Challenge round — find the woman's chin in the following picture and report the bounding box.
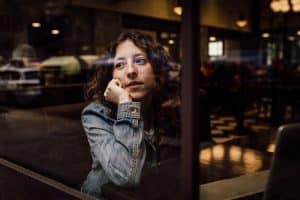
[129,93,145,101]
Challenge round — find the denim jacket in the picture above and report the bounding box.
[80,101,149,199]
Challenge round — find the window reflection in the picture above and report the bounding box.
[0,0,183,197]
[212,144,225,160]
[267,143,276,153]
[242,150,263,173]
[229,146,242,162]
[200,145,264,173]
[0,0,293,198]
[199,148,212,163]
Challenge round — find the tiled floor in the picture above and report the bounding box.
[200,109,278,199]
[210,108,274,145]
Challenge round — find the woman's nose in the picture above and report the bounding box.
[126,62,138,79]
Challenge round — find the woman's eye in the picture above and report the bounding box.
[134,57,147,65]
[114,62,126,69]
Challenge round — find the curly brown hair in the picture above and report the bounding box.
[85,31,181,145]
[85,31,170,104]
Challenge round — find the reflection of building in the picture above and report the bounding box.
[0,2,217,62]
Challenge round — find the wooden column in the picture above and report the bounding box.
[180,0,200,199]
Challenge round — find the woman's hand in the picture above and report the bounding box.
[104,79,132,104]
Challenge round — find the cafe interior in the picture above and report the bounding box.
[1,0,300,199]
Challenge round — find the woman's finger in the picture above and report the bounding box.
[114,78,122,87]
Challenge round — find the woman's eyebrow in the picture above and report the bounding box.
[115,53,146,60]
[114,57,125,61]
[133,53,146,57]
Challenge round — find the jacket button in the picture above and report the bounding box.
[128,107,137,113]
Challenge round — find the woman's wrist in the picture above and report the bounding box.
[119,93,132,104]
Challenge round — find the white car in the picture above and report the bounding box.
[40,55,99,85]
[0,66,41,105]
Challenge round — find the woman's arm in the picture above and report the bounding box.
[82,102,146,186]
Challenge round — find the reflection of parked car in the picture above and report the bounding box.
[0,67,41,105]
[40,55,99,85]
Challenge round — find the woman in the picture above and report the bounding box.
[81,31,180,199]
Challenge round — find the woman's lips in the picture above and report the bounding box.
[126,82,143,88]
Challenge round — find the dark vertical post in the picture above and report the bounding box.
[180,0,200,200]
[251,0,260,34]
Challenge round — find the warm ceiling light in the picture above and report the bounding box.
[291,0,300,3]
[292,0,300,11]
[236,20,248,28]
[209,36,217,42]
[270,0,290,13]
[292,4,300,11]
[281,5,291,12]
[267,144,276,153]
[270,1,281,12]
[262,33,270,38]
[168,39,175,45]
[291,0,300,4]
[236,13,248,28]
[174,6,182,15]
[288,36,295,41]
[270,0,290,12]
[161,32,168,39]
[51,29,60,35]
[170,33,177,38]
[32,22,41,28]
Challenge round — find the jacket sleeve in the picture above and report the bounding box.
[81,102,146,186]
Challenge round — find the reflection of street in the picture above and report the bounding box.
[0,102,91,190]
[0,84,85,106]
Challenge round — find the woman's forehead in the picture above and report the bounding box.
[115,39,146,58]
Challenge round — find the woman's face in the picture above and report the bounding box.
[112,39,156,101]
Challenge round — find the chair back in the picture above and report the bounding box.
[264,123,300,200]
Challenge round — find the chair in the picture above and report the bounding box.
[263,123,300,200]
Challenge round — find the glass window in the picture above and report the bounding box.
[1,0,294,199]
[0,1,182,199]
